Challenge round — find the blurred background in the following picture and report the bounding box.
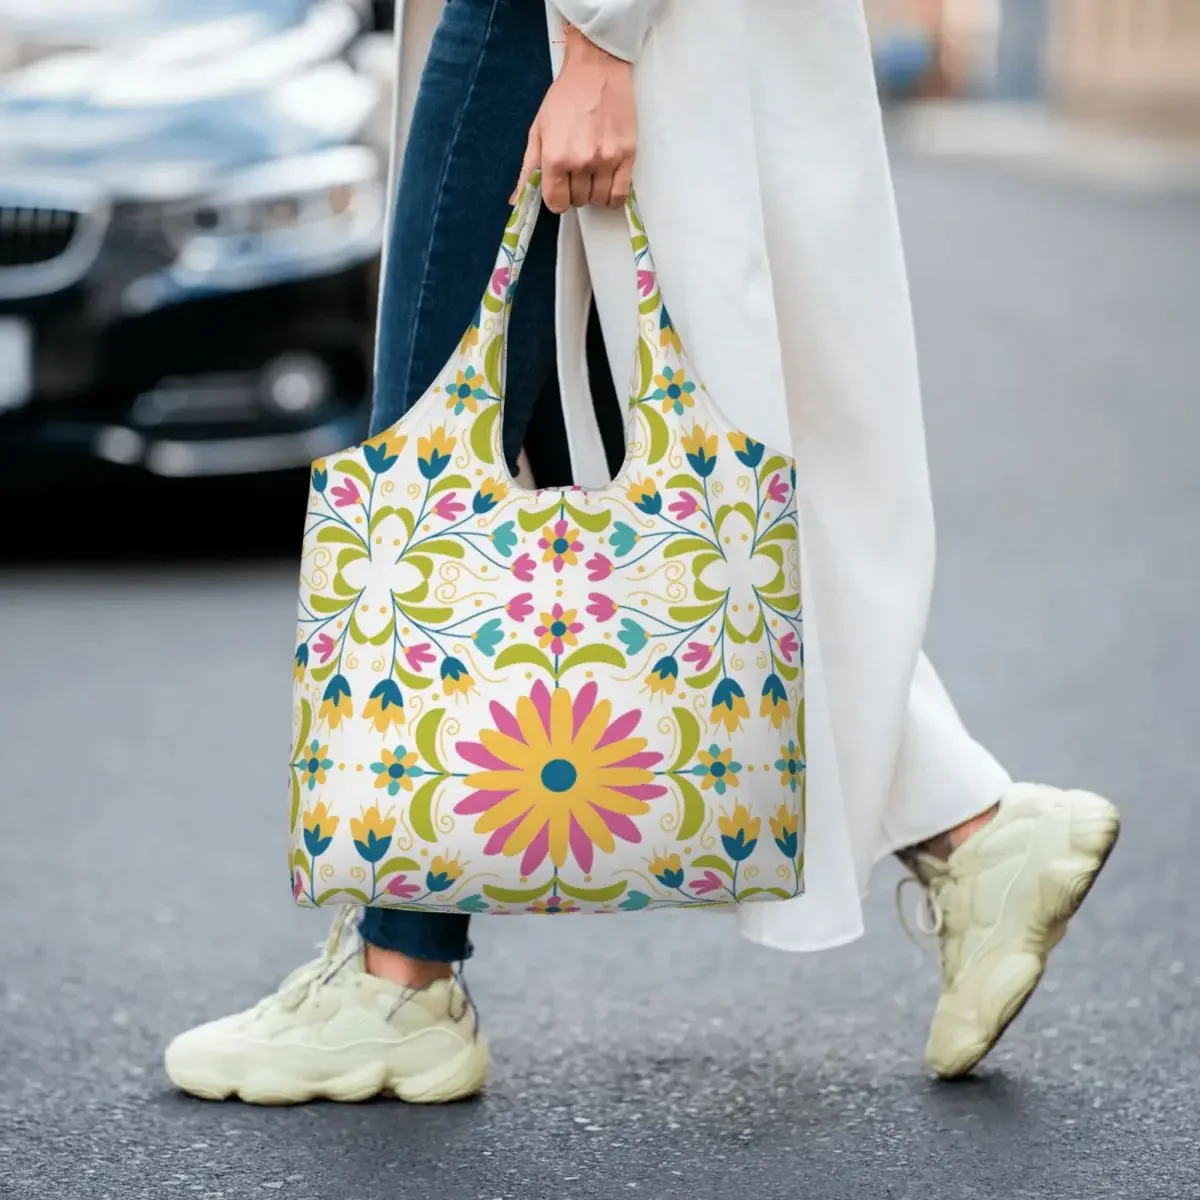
[2,3,1197,1198]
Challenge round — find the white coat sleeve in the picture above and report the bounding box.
[550,0,668,62]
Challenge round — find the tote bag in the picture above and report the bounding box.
[289,177,806,916]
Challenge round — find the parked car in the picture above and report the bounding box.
[0,0,394,481]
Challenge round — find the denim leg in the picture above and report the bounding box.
[361,0,555,961]
[371,0,557,469]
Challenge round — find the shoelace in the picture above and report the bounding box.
[263,904,481,1037]
[895,874,944,947]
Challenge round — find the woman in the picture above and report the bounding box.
[164,0,1119,1103]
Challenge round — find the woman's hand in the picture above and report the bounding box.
[512,25,636,214]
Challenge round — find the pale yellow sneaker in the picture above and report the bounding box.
[164,910,489,1105]
[905,784,1120,1080]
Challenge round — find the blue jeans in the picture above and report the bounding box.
[361,0,622,961]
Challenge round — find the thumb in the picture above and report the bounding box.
[510,125,541,204]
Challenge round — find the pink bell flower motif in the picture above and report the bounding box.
[511,552,536,582]
[682,641,713,670]
[433,492,465,521]
[637,269,656,297]
[506,593,534,622]
[778,631,799,662]
[386,875,422,900]
[668,491,700,520]
[313,632,336,663]
[690,870,726,896]
[491,265,512,295]
[586,593,617,622]
[586,553,613,581]
[403,643,436,672]
[331,478,359,507]
[766,473,790,504]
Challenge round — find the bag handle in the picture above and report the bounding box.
[489,171,658,433]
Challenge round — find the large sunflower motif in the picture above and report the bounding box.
[454,681,666,874]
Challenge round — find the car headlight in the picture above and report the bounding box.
[160,145,385,279]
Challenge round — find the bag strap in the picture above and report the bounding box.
[490,171,658,406]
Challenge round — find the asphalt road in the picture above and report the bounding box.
[4,151,1199,1200]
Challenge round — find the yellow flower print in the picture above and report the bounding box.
[440,656,476,698]
[648,851,685,889]
[625,477,662,516]
[769,803,800,859]
[363,679,405,734]
[718,804,761,863]
[427,853,465,892]
[302,801,339,858]
[318,674,352,729]
[417,425,457,480]
[350,805,397,864]
[681,424,717,462]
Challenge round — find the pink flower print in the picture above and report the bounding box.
[331,478,359,508]
[586,592,617,622]
[668,490,700,520]
[386,875,421,900]
[766,473,790,505]
[313,632,336,663]
[778,631,799,663]
[433,491,465,521]
[293,870,304,900]
[637,269,656,297]
[512,552,536,582]
[491,265,512,296]
[690,870,726,896]
[586,552,613,581]
[454,679,666,875]
[682,641,713,671]
[506,592,534,623]
[537,518,583,573]
[403,642,436,672]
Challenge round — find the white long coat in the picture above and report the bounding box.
[384,0,1012,951]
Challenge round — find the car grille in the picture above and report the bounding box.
[0,205,80,269]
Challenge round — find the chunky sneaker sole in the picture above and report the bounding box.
[926,785,1120,1080]
[165,1029,490,1105]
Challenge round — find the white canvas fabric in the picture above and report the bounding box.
[290,181,807,917]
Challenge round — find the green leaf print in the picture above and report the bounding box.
[334,458,372,492]
[314,888,344,906]
[517,501,562,533]
[484,334,505,398]
[669,706,700,772]
[635,337,654,402]
[557,879,628,903]
[674,775,706,841]
[758,454,790,484]
[557,644,626,674]
[296,698,313,753]
[413,538,465,560]
[317,524,366,548]
[726,613,764,645]
[310,659,336,683]
[408,778,441,843]
[393,660,433,690]
[494,643,556,674]
[430,473,471,496]
[668,602,722,626]
[415,708,446,772]
[737,887,792,901]
[291,848,310,876]
[641,403,669,464]
[469,403,500,464]
[308,592,352,616]
[369,505,396,533]
[758,521,798,546]
[714,501,756,533]
[666,473,702,493]
[684,659,721,689]
[289,773,301,835]
[482,880,555,904]
[690,854,733,878]
[376,856,420,877]
[664,537,714,560]
[561,501,612,534]
[339,888,372,906]
[401,604,454,625]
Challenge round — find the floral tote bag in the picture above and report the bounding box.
[289,176,806,916]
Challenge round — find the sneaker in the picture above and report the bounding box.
[163,909,489,1104]
[903,784,1120,1080]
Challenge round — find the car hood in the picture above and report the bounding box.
[0,1,380,193]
